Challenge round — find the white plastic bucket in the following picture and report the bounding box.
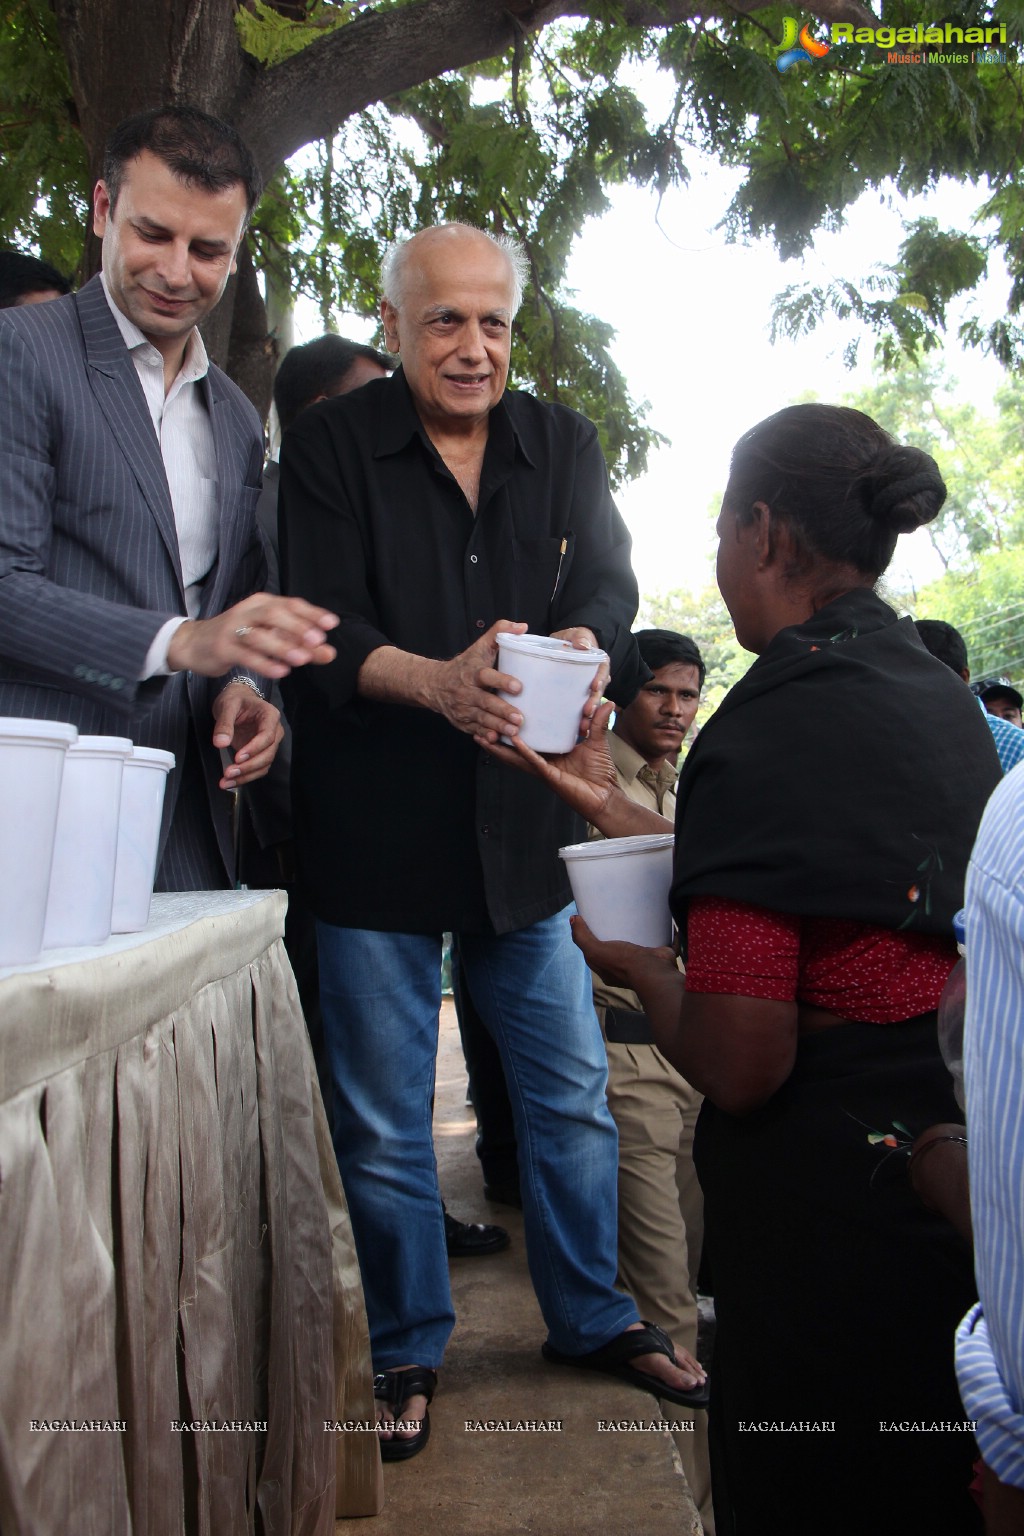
[0,718,78,966]
[44,735,133,949]
[111,746,175,933]
[497,632,608,753]
[559,832,676,947]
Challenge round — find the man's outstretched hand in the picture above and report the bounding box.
[168,594,339,680]
[477,699,619,819]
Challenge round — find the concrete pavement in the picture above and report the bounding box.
[347,999,703,1535]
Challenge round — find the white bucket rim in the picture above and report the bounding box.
[559,833,675,861]
[498,632,609,666]
[70,735,134,757]
[125,747,175,771]
[0,718,78,746]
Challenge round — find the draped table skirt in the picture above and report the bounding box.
[0,890,383,1534]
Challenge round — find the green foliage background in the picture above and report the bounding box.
[3,0,1023,672]
[915,549,1024,679]
[3,1,1023,481]
[0,0,88,277]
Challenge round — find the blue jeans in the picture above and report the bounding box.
[317,907,638,1369]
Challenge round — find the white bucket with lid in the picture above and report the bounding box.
[559,832,676,947]
[0,718,78,966]
[111,746,175,933]
[497,632,608,753]
[44,735,133,949]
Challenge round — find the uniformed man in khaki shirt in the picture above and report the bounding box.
[589,627,714,1532]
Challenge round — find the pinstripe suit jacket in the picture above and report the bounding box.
[0,274,266,885]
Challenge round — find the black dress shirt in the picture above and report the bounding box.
[279,368,645,934]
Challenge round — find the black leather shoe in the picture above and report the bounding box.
[483,1179,523,1210]
[444,1209,510,1257]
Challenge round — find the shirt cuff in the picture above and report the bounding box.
[142,617,189,679]
[956,1303,1024,1488]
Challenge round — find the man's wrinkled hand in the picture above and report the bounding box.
[212,683,284,788]
[429,619,529,742]
[168,594,339,680]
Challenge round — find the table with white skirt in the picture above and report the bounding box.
[0,889,382,1533]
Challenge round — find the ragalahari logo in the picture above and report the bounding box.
[775,17,831,70]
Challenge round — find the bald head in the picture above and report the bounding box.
[381,224,529,316]
[379,224,527,431]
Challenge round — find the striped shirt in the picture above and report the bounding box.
[956,760,1024,1487]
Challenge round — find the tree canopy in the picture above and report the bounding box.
[3,0,1022,480]
[842,358,1024,569]
[915,549,1024,680]
[635,353,1024,699]
[834,354,1024,683]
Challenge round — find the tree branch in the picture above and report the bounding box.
[237,0,879,177]
[237,0,565,172]
[618,0,876,23]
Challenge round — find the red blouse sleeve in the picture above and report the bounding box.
[685,895,801,1001]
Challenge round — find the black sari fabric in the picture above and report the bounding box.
[696,1020,980,1536]
[671,587,1000,940]
[668,590,997,1536]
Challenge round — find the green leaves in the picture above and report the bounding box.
[844,356,1024,570]
[772,215,1002,372]
[0,0,88,278]
[4,0,1023,465]
[250,26,685,482]
[848,354,1024,683]
[915,548,1024,680]
[234,0,351,69]
[243,3,1023,477]
[638,585,747,706]
[898,219,988,326]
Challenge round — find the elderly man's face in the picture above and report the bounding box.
[381,231,514,429]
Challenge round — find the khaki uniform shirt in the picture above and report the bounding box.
[589,732,679,1017]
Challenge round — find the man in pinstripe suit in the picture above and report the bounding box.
[0,107,337,889]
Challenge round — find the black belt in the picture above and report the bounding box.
[603,1005,655,1045]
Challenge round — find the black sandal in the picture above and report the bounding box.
[373,1366,438,1462]
[542,1321,709,1408]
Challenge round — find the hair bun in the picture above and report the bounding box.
[867,447,946,533]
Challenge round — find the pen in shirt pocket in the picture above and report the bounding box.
[551,534,569,602]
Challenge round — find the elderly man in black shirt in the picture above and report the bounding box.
[279,224,706,1458]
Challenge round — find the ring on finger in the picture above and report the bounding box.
[234,625,254,638]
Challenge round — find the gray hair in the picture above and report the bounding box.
[381,225,530,315]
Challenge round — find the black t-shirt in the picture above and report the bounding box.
[279,368,645,934]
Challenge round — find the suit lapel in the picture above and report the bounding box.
[77,276,185,601]
[200,369,227,619]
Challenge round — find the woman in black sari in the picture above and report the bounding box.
[488,405,1000,1535]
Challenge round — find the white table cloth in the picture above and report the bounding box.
[0,890,382,1532]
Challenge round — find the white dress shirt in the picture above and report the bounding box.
[99,274,218,675]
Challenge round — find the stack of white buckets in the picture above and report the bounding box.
[0,720,174,968]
